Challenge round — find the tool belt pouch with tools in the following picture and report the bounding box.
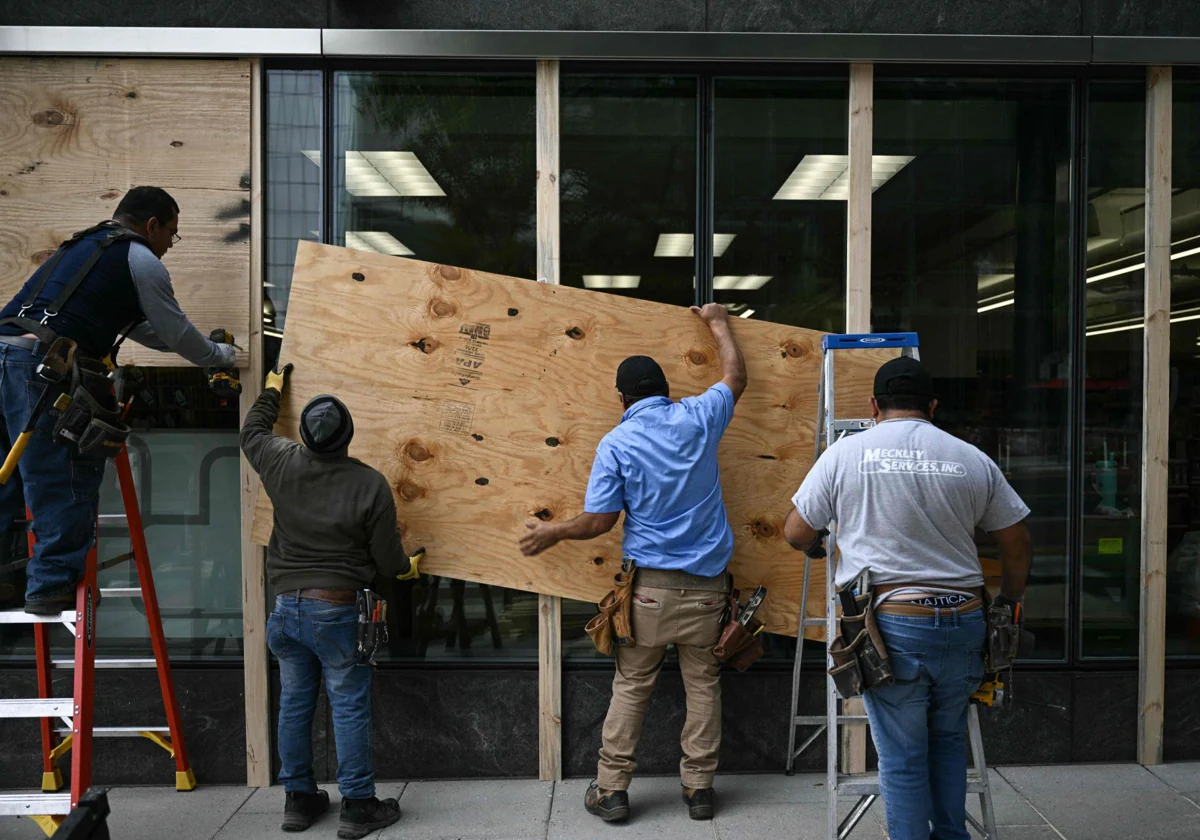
[50,355,130,459]
[981,589,1035,672]
[713,588,765,672]
[585,559,636,656]
[355,590,388,664]
[827,590,893,699]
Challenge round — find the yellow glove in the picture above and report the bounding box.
[265,363,293,394]
[397,548,424,582]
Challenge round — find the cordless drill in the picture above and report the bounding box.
[206,329,242,404]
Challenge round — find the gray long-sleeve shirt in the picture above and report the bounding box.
[240,389,410,595]
[125,242,235,367]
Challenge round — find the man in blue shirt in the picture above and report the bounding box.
[520,303,747,824]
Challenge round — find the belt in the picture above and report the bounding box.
[0,335,42,353]
[876,598,983,616]
[635,567,730,593]
[294,588,357,605]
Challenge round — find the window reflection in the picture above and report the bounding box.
[872,78,1073,661]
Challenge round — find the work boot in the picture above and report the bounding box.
[584,781,629,822]
[281,790,330,832]
[337,796,400,839]
[682,786,714,820]
[24,588,76,616]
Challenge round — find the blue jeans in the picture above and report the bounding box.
[268,594,375,800]
[0,344,106,601]
[862,608,986,840]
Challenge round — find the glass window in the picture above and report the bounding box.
[0,370,242,662]
[1169,79,1200,657]
[560,74,697,306]
[872,78,1073,661]
[714,77,847,330]
[265,69,323,369]
[332,69,540,662]
[1081,81,1145,659]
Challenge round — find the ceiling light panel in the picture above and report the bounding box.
[653,234,737,258]
[343,151,446,198]
[774,154,914,201]
[713,275,773,291]
[345,231,414,257]
[583,275,641,290]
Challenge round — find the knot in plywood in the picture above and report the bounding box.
[405,442,432,462]
[781,339,807,360]
[409,336,439,354]
[565,326,584,340]
[396,479,426,501]
[430,298,459,319]
[686,348,710,367]
[438,265,462,282]
[751,520,778,539]
[32,109,72,127]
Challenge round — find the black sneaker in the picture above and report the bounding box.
[584,781,629,822]
[24,588,76,616]
[682,786,714,820]
[337,796,400,839]
[281,790,330,832]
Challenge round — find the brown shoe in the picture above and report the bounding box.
[682,786,714,820]
[584,781,629,822]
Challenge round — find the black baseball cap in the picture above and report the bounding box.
[616,355,668,398]
[300,394,355,454]
[874,357,934,398]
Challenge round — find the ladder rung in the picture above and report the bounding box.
[793,714,869,725]
[99,587,142,598]
[0,698,74,718]
[0,793,72,816]
[0,609,73,625]
[54,725,168,737]
[53,658,157,669]
[836,773,989,797]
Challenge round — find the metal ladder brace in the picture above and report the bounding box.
[784,332,998,840]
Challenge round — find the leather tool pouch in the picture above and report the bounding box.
[356,589,388,664]
[827,590,893,698]
[981,588,1033,672]
[51,356,130,459]
[585,559,636,656]
[713,589,765,672]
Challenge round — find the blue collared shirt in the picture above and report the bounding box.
[584,383,736,577]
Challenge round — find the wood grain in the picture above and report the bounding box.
[535,59,562,784]
[240,59,270,789]
[1138,64,1171,768]
[251,243,893,637]
[0,58,251,366]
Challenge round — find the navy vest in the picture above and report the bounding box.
[0,227,146,359]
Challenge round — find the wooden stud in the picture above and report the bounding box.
[536,58,563,783]
[845,63,873,336]
[241,58,271,788]
[1139,65,1171,768]
[841,63,874,775]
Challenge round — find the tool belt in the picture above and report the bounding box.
[713,584,766,672]
[356,589,388,664]
[585,558,636,656]
[48,354,129,459]
[827,588,894,699]
[982,589,1035,673]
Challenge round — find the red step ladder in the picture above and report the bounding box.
[0,445,195,836]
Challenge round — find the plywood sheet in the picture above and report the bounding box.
[0,58,251,366]
[251,242,894,637]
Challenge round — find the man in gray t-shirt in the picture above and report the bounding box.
[783,356,1032,840]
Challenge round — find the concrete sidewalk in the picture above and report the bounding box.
[3,764,1199,839]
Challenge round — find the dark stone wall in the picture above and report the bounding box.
[3,1,1200,37]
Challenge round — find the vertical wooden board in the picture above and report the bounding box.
[251,243,895,638]
[0,57,251,366]
[846,64,873,335]
[240,59,270,789]
[1139,65,1171,768]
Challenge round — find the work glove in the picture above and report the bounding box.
[265,363,293,394]
[806,528,830,559]
[396,547,424,582]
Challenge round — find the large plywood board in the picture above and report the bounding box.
[251,242,893,637]
[0,58,251,366]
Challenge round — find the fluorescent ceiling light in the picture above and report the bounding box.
[331,151,444,197]
[977,297,1016,314]
[345,231,414,256]
[1086,244,1200,283]
[654,233,736,258]
[739,309,756,319]
[713,275,773,291]
[774,154,914,201]
[977,273,1015,293]
[1086,306,1200,337]
[583,275,641,290]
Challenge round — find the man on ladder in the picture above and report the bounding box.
[783,354,1033,840]
[0,186,235,614]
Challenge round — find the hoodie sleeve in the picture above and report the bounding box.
[366,474,410,579]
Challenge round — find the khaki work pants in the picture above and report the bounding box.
[596,583,726,791]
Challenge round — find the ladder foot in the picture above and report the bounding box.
[176,768,197,791]
[40,770,63,793]
[28,814,62,837]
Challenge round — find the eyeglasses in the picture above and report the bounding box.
[170,233,181,244]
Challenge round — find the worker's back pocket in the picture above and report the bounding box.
[312,616,361,670]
